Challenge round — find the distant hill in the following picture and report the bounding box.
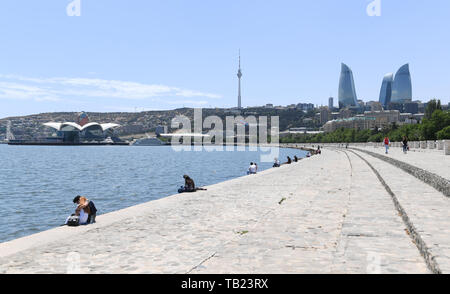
[0,108,320,140]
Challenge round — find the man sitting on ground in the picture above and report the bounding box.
[178,175,207,193]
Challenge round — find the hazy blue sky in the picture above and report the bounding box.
[0,0,449,118]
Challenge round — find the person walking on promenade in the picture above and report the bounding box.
[384,136,390,154]
[402,136,409,154]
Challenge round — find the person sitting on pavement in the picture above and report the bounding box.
[247,162,257,174]
[273,158,280,167]
[178,175,207,193]
[317,146,322,154]
[286,156,292,164]
[73,195,97,224]
[294,156,299,162]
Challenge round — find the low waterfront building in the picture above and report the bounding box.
[323,117,376,132]
[43,112,120,143]
[323,110,401,132]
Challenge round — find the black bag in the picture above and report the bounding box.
[67,214,80,226]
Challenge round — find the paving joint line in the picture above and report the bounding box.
[347,149,441,274]
[350,147,450,197]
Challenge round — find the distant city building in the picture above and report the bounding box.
[403,102,419,114]
[328,97,334,109]
[338,63,358,108]
[319,107,331,125]
[368,101,383,112]
[391,64,412,103]
[265,104,274,109]
[387,102,404,112]
[296,103,315,112]
[43,113,120,143]
[339,108,353,119]
[324,110,400,132]
[379,73,394,108]
[357,100,365,110]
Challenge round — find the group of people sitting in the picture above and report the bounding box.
[67,175,207,226]
[66,147,324,226]
[273,154,304,167]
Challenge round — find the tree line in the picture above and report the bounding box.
[280,100,450,143]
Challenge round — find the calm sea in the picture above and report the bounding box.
[0,144,307,243]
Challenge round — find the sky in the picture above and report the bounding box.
[0,0,449,118]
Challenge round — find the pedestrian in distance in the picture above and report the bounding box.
[402,136,408,154]
[384,136,390,154]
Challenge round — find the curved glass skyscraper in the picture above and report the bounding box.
[338,63,358,108]
[391,64,412,103]
[379,73,394,108]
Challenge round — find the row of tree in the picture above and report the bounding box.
[281,100,450,143]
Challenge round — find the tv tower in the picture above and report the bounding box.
[237,50,242,109]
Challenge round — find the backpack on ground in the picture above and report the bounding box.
[67,214,80,226]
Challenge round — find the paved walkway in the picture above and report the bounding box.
[1,148,447,274]
[350,148,450,273]
[354,145,449,181]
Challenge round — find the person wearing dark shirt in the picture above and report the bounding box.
[179,175,207,193]
[402,136,409,154]
[286,156,292,164]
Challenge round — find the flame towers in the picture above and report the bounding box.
[338,63,358,108]
[379,73,394,108]
[378,64,412,108]
[391,64,412,103]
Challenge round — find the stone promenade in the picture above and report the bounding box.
[0,147,448,274]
